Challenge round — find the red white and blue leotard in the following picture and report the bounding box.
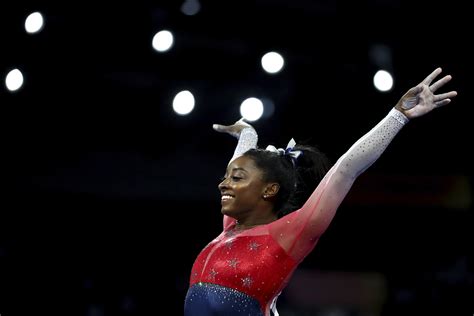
[184,109,409,315]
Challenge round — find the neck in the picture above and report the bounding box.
[235,214,277,230]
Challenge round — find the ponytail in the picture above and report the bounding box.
[244,143,330,218]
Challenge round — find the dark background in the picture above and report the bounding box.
[1,1,472,315]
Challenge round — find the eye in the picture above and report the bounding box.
[219,175,242,183]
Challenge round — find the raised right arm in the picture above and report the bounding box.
[213,118,258,165]
[213,118,258,230]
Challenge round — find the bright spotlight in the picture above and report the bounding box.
[373,70,393,92]
[261,52,284,74]
[240,97,264,122]
[152,30,174,52]
[5,68,24,92]
[173,90,195,115]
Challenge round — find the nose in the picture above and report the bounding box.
[218,177,229,191]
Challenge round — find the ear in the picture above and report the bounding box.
[263,183,280,199]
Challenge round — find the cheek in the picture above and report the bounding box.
[237,183,262,199]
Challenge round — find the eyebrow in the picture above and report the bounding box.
[225,167,248,174]
[231,167,246,172]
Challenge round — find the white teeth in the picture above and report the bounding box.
[221,195,233,200]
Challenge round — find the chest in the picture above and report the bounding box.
[190,232,296,295]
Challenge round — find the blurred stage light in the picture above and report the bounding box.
[261,51,284,74]
[373,69,393,92]
[173,90,195,115]
[240,97,264,122]
[152,30,174,52]
[181,0,201,16]
[5,68,24,92]
[25,11,44,34]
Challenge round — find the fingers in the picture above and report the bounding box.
[213,117,252,137]
[213,124,229,133]
[213,117,246,131]
[434,91,458,102]
[429,75,452,92]
[422,67,442,85]
[235,117,251,127]
[435,98,452,108]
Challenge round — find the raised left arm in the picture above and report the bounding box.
[269,67,457,261]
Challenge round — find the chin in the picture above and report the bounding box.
[221,208,234,217]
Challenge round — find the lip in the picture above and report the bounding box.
[220,195,234,205]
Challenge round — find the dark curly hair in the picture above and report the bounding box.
[243,144,330,218]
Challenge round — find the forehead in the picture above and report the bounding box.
[227,156,259,173]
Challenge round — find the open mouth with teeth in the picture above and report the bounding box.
[221,194,234,203]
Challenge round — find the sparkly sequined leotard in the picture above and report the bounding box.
[184,109,409,315]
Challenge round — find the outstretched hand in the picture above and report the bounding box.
[395,67,457,119]
[213,117,253,138]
